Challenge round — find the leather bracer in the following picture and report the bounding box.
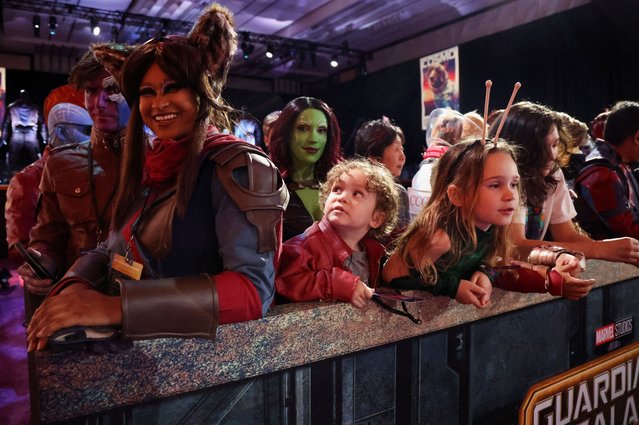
[50,248,112,295]
[528,245,586,271]
[120,274,219,340]
[208,143,289,253]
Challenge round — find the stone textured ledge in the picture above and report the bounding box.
[35,260,639,423]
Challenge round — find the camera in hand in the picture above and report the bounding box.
[15,242,55,281]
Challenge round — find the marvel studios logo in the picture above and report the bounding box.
[595,317,633,346]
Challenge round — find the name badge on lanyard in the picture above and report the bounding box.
[109,253,144,295]
[112,253,143,281]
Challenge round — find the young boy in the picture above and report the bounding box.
[276,158,400,308]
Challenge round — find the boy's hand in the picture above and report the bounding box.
[471,271,492,307]
[455,279,489,309]
[351,280,373,309]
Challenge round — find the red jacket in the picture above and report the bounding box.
[4,149,50,262]
[276,218,386,303]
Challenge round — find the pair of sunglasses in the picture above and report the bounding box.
[372,290,423,324]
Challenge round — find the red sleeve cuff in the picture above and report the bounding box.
[330,267,359,302]
[547,270,563,296]
[215,271,263,324]
[495,268,545,293]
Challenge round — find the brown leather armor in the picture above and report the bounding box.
[208,142,289,252]
[120,142,288,339]
[120,274,219,340]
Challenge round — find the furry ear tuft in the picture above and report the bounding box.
[91,43,134,87]
[188,3,238,83]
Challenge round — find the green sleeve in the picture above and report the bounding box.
[429,270,461,298]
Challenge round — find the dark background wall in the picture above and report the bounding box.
[3,2,638,175]
[312,2,639,174]
[3,70,68,111]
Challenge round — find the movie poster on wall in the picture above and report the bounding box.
[420,46,459,130]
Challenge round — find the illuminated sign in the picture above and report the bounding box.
[596,318,633,347]
[520,341,639,425]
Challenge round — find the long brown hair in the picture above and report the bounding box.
[110,8,237,229]
[393,139,519,283]
[489,101,561,208]
[269,96,343,181]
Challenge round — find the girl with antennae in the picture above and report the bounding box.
[383,139,594,306]
[383,82,595,307]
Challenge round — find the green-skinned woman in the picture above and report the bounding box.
[269,97,343,241]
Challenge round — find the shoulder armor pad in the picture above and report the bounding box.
[207,142,290,253]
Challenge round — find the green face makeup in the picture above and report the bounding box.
[289,108,328,170]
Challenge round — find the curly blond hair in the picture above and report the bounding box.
[319,158,399,240]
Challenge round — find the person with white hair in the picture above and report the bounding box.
[408,108,468,220]
[5,102,92,264]
[47,102,92,148]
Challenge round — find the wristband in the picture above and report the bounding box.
[545,269,564,296]
[528,245,586,271]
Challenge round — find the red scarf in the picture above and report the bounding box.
[125,130,252,265]
[143,136,191,185]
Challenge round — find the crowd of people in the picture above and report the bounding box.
[2,3,638,352]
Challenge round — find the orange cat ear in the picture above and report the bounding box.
[91,43,134,87]
[187,3,238,84]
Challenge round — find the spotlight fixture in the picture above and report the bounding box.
[330,55,339,68]
[159,20,169,37]
[91,17,100,36]
[48,16,57,36]
[240,33,253,60]
[265,44,274,59]
[111,26,119,42]
[33,15,40,37]
[341,41,349,55]
[242,42,254,60]
[277,43,289,60]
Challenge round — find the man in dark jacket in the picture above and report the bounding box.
[575,101,639,240]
